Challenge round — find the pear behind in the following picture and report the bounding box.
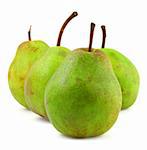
[8,40,49,108]
[101,48,140,109]
[24,46,70,117]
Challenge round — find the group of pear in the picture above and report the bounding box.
[8,12,140,138]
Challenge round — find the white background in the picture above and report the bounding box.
[0,0,147,149]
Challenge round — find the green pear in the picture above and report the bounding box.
[45,23,122,138]
[24,12,78,117]
[100,25,140,109]
[8,26,49,108]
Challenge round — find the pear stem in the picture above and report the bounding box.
[101,25,106,48]
[57,12,78,46]
[28,25,32,41]
[88,23,95,52]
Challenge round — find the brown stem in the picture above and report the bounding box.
[28,25,32,41]
[88,23,95,52]
[57,12,78,46]
[101,25,106,48]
